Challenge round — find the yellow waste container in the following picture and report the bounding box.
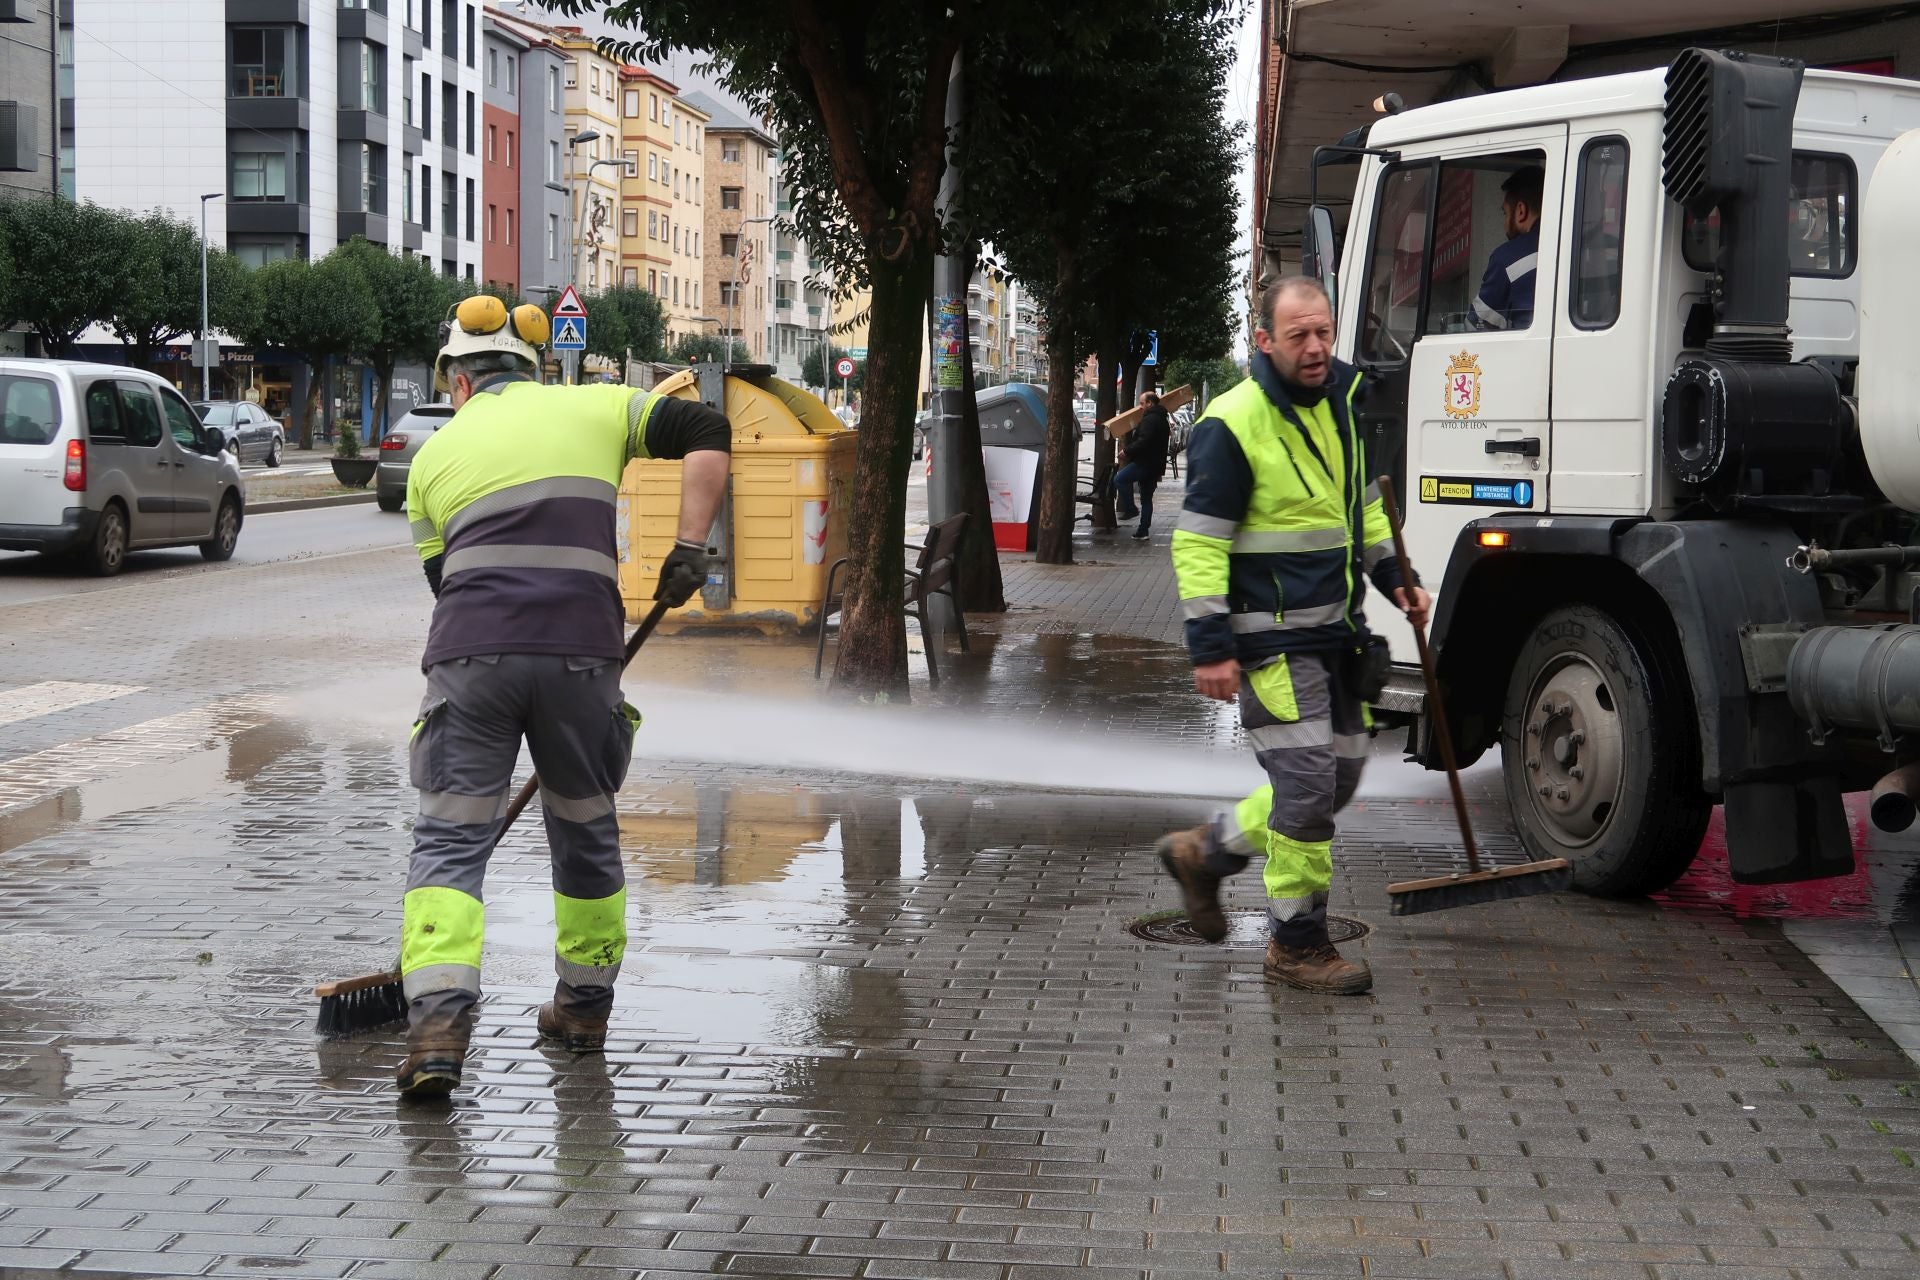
[617,367,856,634]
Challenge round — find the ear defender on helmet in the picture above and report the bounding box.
[512,304,552,347]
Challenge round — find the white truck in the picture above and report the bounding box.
[1300,48,1920,897]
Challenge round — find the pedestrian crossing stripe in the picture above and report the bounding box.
[553,317,587,350]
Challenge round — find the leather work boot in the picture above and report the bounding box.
[537,1001,609,1053]
[1156,825,1228,943]
[395,1046,464,1099]
[1264,939,1373,995]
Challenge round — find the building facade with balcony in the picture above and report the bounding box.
[767,149,830,386]
[1,0,58,202]
[667,92,707,341]
[58,0,480,274]
[683,91,773,363]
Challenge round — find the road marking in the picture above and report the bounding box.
[0,681,142,728]
[0,696,280,816]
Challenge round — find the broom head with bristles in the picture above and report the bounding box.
[1386,857,1573,917]
[314,969,407,1037]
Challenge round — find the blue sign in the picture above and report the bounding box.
[1418,474,1535,508]
[553,316,587,351]
[1143,330,1160,366]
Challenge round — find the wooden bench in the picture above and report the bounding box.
[816,513,972,686]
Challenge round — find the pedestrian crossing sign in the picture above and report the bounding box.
[553,316,587,351]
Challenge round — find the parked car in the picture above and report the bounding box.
[1073,398,1097,434]
[374,403,457,512]
[192,400,284,467]
[0,360,245,575]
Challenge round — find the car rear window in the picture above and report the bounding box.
[0,374,61,446]
[200,404,238,425]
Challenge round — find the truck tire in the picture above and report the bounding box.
[1499,604,1710,897]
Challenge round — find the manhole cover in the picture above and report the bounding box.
[1129,908,1370,947]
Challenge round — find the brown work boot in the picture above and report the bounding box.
[395,1046,464,1099]
[1156,825,1229,943]
[1264,939,1373,995]
[537,1001,608,1053]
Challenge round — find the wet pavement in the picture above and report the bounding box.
[3,524,1920,1277]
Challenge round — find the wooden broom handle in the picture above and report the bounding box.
[1376,476,1482,874]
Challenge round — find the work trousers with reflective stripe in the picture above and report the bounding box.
[1213,650,1369,944]
[401,652,637,1050]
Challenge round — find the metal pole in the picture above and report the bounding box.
[199,197,211,401]
[926,48,966,633]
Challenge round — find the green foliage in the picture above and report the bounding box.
[800,342,864,392]
[0,196,133,355]
[1163,355,1243,404]
[232,256,380,451]
[109,212,255,371]
[578,284,667,362]
[669,332,749,364]
[330,238,452,433]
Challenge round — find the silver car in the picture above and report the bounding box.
[193,400,285,467]
[375,403,456,512]
[0,360,245,575]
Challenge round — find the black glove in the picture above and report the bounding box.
[656,539,709,606]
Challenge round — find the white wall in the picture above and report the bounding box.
[307,9,339,253]
[73,1,228,241]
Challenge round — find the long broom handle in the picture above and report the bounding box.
[496,596,672,831]
[1376,476,1482,874]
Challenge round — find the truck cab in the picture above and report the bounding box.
[1310,57,1920,897]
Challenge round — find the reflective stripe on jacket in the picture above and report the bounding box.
[1172,352,1407,668]
[407,380,668,668]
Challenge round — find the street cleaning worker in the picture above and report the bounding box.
[396,295,731,1098]
[1156,276,1430,994]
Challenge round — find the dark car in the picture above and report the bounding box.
[375,403,457,512]
[192,400,284,467]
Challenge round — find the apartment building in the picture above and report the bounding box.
[1010,287,1042,382]
[59,0,482,274]
[1,0,57,201]
[683,91,773,363]
[667,92,706,340]
[769,150,829,385]
[614,66,671,300]
[548,25,620,290]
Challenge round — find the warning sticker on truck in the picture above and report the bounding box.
[1418,475,1535,508]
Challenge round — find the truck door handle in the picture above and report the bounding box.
[1485,437,1541,458]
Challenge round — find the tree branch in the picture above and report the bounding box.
[785,0,891,243]
[901,18,963,254]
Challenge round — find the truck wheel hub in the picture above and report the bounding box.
[1523,655,1625,846]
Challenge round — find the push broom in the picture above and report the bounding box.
[314,597,674,1037]
[1376,477,1573,916]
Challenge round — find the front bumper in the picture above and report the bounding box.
[0,506,98,555]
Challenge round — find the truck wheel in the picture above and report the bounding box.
[1499,604,1710,897]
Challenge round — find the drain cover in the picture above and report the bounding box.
[1129,907,1370,948]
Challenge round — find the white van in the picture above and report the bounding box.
[0,360,245,575]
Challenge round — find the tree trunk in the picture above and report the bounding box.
[1090,343,1121,531]
[1035,310,1079,564]
[1120,355,1143,410]
[830,249,933,699]
[299,361,320,451]
[948,248,1005,612]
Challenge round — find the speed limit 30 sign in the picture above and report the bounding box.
[835,357,856,379]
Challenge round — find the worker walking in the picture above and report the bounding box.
[396,297,732,1098]
[1157,277,1430,994]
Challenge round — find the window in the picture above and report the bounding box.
[674,172,681,199]
[674,117,681,145]
[623,208,638,237]
[232,151,288,201]
[648,210,658,238]
[464,4,475,68]
[1683,151,1857,278]
[662,216,669,242]
[403,55,416,125]
[442,173,455,236]
[674,226,680,253]
[547,139,560,183]
[488,46,498,86]
[693,282,699,307]
[547,213,559,260]
[673,276,680,304]
[648,153,657,181]
[421,165,432,230]
[486,204,495,242]
[506,129,515,169]
[721,186,740,210]
[719,282,739,305]
[421,71,432,138]
[549,64,561,111]
[1570,138,1629,330]
[84,382,123,442]
[113,382,164,448]
[1356,165,1432,364]
[357,142,385,214]
[465,263,475,282]
[622,148,637,177]
[161,390,200,449]
[486,124,496,162]
[230,27,294,98]
[694,177,700,204]
[465,91,476,155]
[443,83,456,148]
[590,66,600,96]
[565,59,578,88]
[721,234,738,257]
[623,267,638,286]
[650,92,658,121]
[624,89,639,118]
[693,232,698,256]
[1416,152,1548,336]
[443,1,456,58]
[506,55,515,94]
[465,177,476,240]
[506,208,514,245]
[403,162,414,221]
[722,141,740,164]
[648,269,657,293]
[0,375,59,447]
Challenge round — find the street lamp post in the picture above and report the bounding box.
[198,192,222,401]
[730,215,774,369]
[563,130,602,385]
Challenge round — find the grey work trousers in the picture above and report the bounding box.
[401,653,637,1049]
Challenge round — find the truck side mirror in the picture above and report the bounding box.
[1303,205,1340,314]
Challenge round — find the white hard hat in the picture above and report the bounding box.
[433,295,549,392]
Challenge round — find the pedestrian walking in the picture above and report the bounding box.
[395,295,733,1098]
[1113,389,1173,540]
[1156,276,1430,994]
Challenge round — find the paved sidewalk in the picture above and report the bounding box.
[2,518,1920,1278]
